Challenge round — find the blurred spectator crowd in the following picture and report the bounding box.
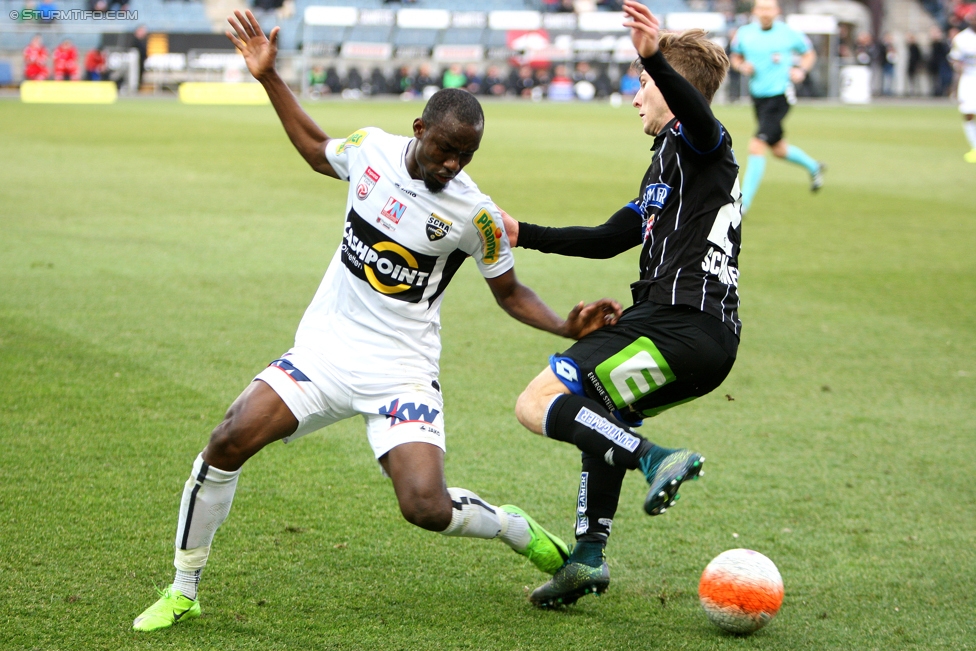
[307,60,639,100]
[830,0,975,97]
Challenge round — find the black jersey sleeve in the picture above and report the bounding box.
[640,51,723,155]
[516,204,643,259]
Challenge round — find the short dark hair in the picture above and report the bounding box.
[422,88,484,128]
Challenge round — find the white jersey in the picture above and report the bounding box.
[293,127,514,376]
[950,27,976,78]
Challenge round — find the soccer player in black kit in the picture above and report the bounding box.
[504,0,742,607]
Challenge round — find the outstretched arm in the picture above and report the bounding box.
[623,0,723,154]
[500,205,643,258]
[226,10,339,177]
[485,269,622,339]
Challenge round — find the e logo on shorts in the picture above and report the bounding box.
[594,337,675,409]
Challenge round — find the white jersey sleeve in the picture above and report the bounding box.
[457,202,515,279]
[325,127,378,181]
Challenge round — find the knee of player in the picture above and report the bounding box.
[514,389,545,435]
[398,491,452,531]
[205,418,250,464]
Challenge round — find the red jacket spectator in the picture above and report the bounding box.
[85,48,107,81]
[23,35,49,81]
[53,39,79,80]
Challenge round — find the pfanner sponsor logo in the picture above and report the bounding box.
[574,407,641,453]
[336,129,368,155]
[342,211,437,302]
[473,208,502,264]
[379,398,440,425]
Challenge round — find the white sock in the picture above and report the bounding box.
[173,569,200,600]
[964,120,976,149]
[438,488,533,552]
[498,511,531,553]
[171,454,241,592]
[440,487,504,539]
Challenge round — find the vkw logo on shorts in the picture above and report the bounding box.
[379,398,440,425]
[356,167,380,200]
[425,213,452,241]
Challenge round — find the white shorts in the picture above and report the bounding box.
[959,76,976,114]
[254,346,446,459]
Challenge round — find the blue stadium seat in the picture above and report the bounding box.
[0,32,37,50]
[345,24,393,43]
[0,62,12,86]
[276,16,303,50]
[485,30,509,48]
[303,25,348,46]
[393,28,439,48]
[440,28,485,46]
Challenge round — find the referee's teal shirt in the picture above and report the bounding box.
[730,20,811,98]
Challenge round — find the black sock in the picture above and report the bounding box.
[545,394,653,470]
[568,540,607,567]
[573,452,626,552]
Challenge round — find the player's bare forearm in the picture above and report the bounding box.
[260,71,337,177]
[488,272,567,335]
[730,53,752,76]
[226,10,337,178]
[800,49,816,71]
[486,271,621,339]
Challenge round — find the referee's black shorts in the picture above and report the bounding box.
[549,302,738,424]
[752,94,791,145]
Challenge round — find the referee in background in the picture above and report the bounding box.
[730,0,824,215]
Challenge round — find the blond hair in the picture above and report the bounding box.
[650,29,729,102]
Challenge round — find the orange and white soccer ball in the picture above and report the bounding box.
[698,549,784,634]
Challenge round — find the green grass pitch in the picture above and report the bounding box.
[1,97,974,650]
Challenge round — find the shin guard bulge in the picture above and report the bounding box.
[173,453,241,572]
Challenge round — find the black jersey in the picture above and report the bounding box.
[516,51,742,336]
[631,116,742,335]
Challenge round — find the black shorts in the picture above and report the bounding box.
[550,302,738,424]
[752,94,791,145]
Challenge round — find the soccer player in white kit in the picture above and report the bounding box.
[132,10,622,631]
[950,11,976,163]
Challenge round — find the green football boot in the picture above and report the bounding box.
[529,560,611,608]
[132,585,201,632]
[639,448,705,516]
[500,505,570,575]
